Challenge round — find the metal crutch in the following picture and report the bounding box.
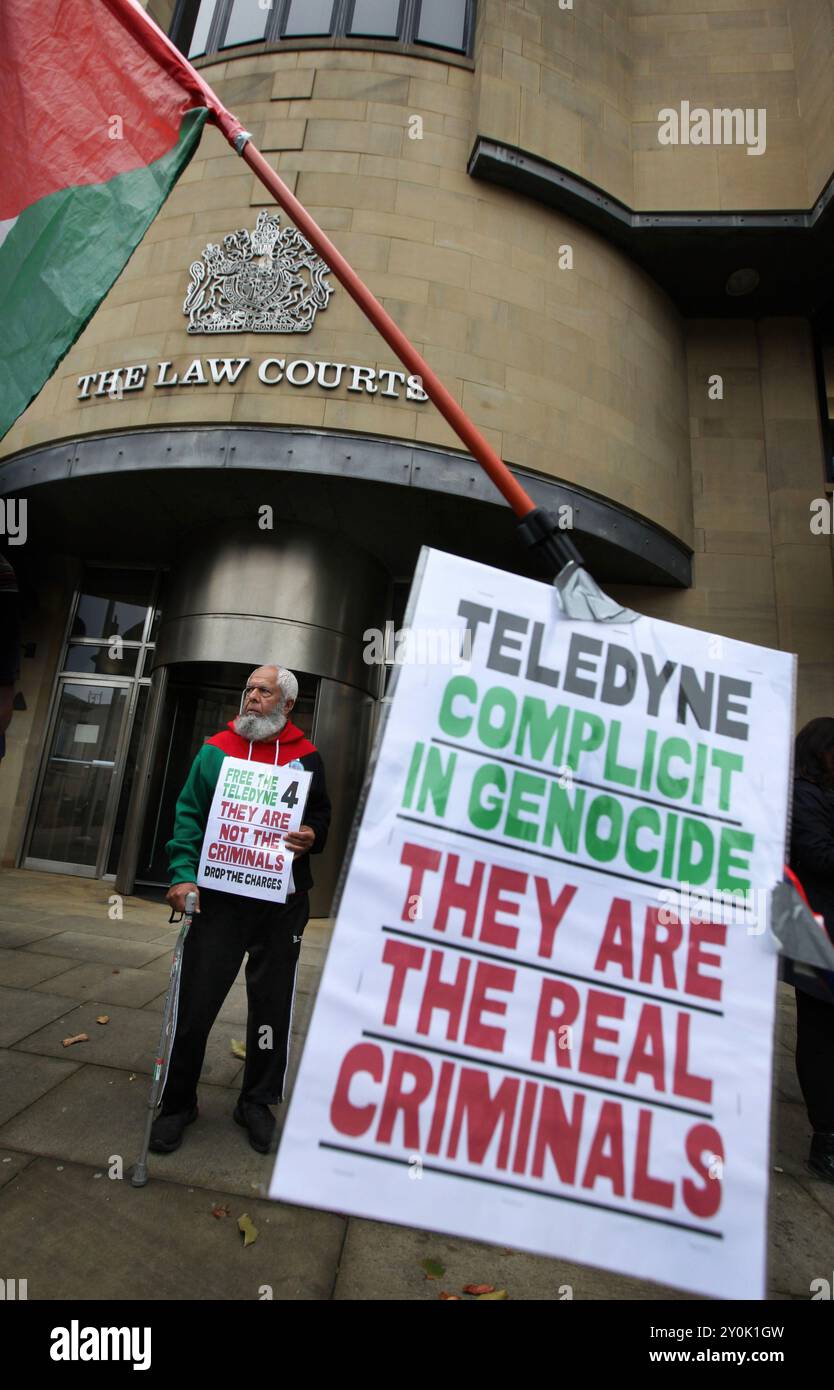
[130,890,198,1188]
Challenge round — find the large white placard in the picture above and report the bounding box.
[197,755,311,904]
[270,548,795,1299]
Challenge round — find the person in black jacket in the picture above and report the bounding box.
[788,717,834,1184]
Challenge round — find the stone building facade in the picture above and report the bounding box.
[1,0,832,911]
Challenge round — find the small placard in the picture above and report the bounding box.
[197,755,311,904]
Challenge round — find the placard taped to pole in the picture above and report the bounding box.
[270,547,794,1299]
[197,755,311,904]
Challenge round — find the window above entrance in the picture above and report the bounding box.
[167,0,475,60]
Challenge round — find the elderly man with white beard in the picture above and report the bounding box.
[150,664,331,1156]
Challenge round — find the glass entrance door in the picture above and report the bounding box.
[25,680,132,875]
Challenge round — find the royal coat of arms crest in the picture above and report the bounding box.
[183,210,333,333]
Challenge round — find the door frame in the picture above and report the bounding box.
[21,674,140,878]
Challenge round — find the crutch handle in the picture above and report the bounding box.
[184,890,198,919]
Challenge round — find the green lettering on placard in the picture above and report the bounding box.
[656,737,691,800]
[624,805,660,873]
[543,781,586,853]
[403,741,424,808]
[717,827,754,892]
[437,675,477,738]
[513,698,568,764]
[469,763,506,831]
[566,711,605,769]
[505,771,547,843]
[476,686,516,750]
[585,794,623,863]
[416,746,456,817]
[712,749,744,812]
[678,817,714,886]
[603,720,637,787]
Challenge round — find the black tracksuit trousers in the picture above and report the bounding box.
[161,887,309,1115]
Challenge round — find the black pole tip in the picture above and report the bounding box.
[517,506,584,578]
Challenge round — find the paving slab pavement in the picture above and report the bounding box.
[0,1157,345,1300]
[32,960,179,1008]
[24,932,172,969]
[0,1050,81,1127]
[0,921,72,949]
[0,948,80,989]
[0,985,86,1049]
[12,999,245,1087]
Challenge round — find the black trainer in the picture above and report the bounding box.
[808,1132,834,1185]
[149,1105,198,1153]
[234,1101,276,1154]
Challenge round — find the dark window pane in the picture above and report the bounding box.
[187,0,215,55]
[64,645,140,677]
[349,0,400,37]
[222,0,269,47]
[107,685,150,876]
[72,570,153,643]
[284,0,334,36]
[416,0,466,50]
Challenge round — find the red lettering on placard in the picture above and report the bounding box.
[512,1079,539,1175]
[639,907,683,989]
[581,1101,626,1197]
[578,989,625,1080]
[375,1050,434,1148]
[399,841,441,921]
[416,949,470,1040]
[594,898,634,978]
[436,853,485,938]
[480,866,525,949]
[623,1003,665,1091]
[381,938,425,1026]
[531,979,579,1067]
[673,1012,711,1103]
[463,962,516,1052]
[685,918,726,1001]
[683,1123,724,1218]
[632,1109,674,1208]
[330,1043,383,1136]
[531,1086,585,1182]
[426,1059,455,1155]
[535,878,578,959]
[447,1068,518,1168]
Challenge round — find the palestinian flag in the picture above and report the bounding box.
[0,0,244,440]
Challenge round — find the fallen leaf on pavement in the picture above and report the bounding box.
[112,970,120,975]
[238,1214,258,1247]
[463,1284,495,1296]
[230,1039,246,1059]
[420,1258,446,1280]
[96,1015,110,1025]
[476,1289,508,1300]
[439,1292,462,1300]
[212,1204,230,1220]
[62,1032,89,1048]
